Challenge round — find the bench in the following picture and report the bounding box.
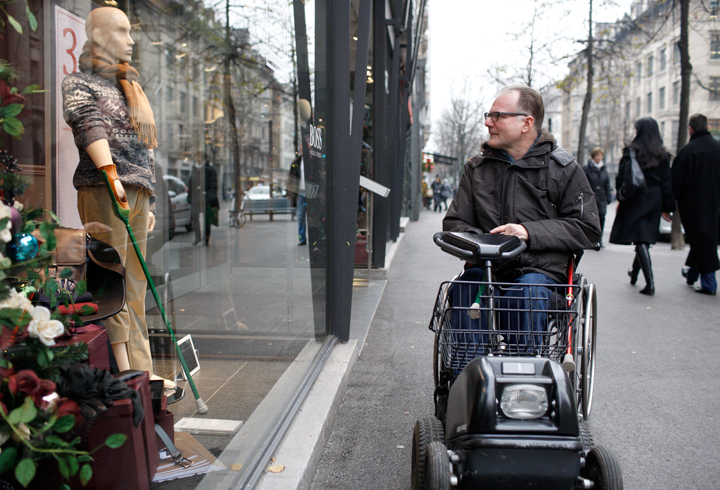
[241,198,296,220]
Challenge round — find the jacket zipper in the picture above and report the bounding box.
[576,192,584,218]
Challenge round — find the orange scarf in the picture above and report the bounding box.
[79,46,157,149]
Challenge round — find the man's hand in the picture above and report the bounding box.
[661,212,672,222]
[490,223,529,241]
[148,212,155,232]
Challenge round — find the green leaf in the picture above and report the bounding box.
[45,435,69,447]
[54,415,75,433]
[57,457,70,479]
[75,280,87,297]
[58,267,73,279]
[1,103,23,118]
[0,357,10,369]
[8,407,23,425]
[6,14,22,34]
[21,84,43,95]
[39,221,57,250]
[104,433,127,449]
[25,6,37,31]
[79,463,92,487]
[62,484,71,490]
[76,455,93,463]
[21,221,35,234]
[67,455,79,476]
[19,396,37,424]
[37,348,49,368]
[45,345,54,362]
[0,447,17,475]
[2,117,24,138]
[15,458,35,488]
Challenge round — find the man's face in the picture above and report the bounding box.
[94,11,134,64]
[485,91,529,151]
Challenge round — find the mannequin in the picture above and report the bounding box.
[62,7,162,381]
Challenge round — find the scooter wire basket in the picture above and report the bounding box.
[430,279,581,375]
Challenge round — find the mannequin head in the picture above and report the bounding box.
[85,8,134,64]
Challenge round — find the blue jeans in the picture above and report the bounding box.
[447,269,557,372]
[297,194,307,243]
[686,268,717,292]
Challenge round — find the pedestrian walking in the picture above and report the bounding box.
[671,114,720,296]
[431,175,444,212]
[440,178,452,211]
[583,147,613,247]
[609,117,675,296]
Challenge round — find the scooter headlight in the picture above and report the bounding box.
[500,384,549,420]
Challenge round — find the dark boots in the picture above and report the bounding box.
[635,243,654,296]
[628,256,640,285]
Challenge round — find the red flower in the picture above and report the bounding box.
[55,398,80,418]
[0,80,26,107]
[8,369,40,395]
[30,379,56,407]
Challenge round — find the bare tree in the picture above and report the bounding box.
[434,81,486,178]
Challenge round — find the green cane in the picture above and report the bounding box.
[100,167,208,413]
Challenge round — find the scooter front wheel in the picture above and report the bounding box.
[411,417,445,490]
[580,445,623,490]
[426,441,451,490]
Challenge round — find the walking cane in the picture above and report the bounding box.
[100,166,208,413]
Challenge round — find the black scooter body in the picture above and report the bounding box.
[445,356,583,489]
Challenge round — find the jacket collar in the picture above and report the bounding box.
[472,129,556,167]
[690,129,711,141]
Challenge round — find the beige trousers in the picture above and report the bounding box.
[77,185,154,374]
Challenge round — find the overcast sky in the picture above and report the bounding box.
[425,0,636,151]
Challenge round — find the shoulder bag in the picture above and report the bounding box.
[617,147,647,201]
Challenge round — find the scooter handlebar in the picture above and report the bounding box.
[433,231,527,263]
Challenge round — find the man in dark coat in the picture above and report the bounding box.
[671,114,720,295]
[583,147,613,246]
[444,86,601,348]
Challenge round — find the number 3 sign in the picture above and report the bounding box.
[55,6,87,229]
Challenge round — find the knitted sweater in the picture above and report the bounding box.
[62,71,156,212]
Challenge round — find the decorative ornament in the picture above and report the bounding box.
[7,234,39,262]
[10,206,23,234]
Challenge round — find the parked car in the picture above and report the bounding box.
[163,175,192,232]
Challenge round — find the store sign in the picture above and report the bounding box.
[54,6,86,229]
[308,124,323,157]
[264,0,290,83]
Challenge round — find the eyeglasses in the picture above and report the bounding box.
[484,111,528,122]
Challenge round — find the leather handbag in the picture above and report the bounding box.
[617,147,647,201]
[31,228,126,324]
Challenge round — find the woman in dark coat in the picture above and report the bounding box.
[609,117,676,295]
[583,147,613,246]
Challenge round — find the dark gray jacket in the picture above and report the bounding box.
[443,129,601,283]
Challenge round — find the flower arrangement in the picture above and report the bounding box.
[0,155,126,489]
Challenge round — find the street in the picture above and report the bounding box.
[310,206,720,489]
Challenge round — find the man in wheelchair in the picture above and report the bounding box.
[443,86,601,354]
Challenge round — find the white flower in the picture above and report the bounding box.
[0,431,8,446]
[13,201,23,212]
[0,204,11,243]
[26,306,64,346]
[0,288,34,314]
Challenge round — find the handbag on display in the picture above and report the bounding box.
[617,147,647,201]
[31,228,126,324]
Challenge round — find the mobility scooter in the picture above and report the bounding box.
[411,232,622,490]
